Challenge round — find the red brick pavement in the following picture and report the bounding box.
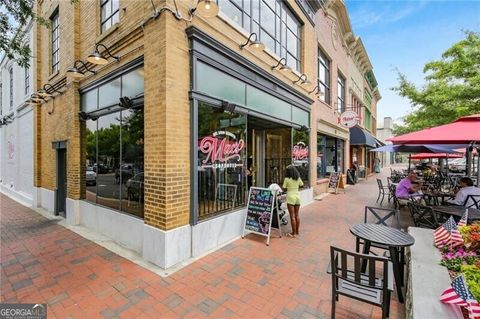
[1,171,406,318]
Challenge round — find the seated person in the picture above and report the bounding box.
[395,172,423,204]
[447,177,480,207]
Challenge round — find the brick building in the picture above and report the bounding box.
[23,0,380,269]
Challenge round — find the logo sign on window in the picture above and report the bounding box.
[199,130,245,169]
[338,111,360,128]
[7,134,15,162]
[292,141,309,161]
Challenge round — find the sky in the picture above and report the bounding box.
[345,0,480,127]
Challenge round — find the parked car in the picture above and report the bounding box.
[126,173,144,202]
[449,158,467,173]
[93,163,109,174]
[86,166,97,186]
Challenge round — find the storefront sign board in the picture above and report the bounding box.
[339,111,360,128]
[328,172,345,194]
[243,187,276,246]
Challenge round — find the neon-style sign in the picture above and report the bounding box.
[292,141,308,161]
[199,131,245,168]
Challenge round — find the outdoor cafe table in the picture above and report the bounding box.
[350,224,415,304]
[431,205,480,221]
[422,190,455,205]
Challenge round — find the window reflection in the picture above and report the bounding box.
[86,119,98,203]
[121,108,144,217]
[97,112,121,211]
[84,108,144,218]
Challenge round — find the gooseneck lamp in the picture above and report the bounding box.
[87,43,120,65]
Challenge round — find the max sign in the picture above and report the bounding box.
[339,111,360,128]
[199,131,245,169]
[293,142,308,161]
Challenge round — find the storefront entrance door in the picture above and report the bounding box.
[247,117,292,188]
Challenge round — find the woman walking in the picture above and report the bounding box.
[282,165,303,238]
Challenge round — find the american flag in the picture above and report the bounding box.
[440,275,480,318]
[434,216,464,248]
[458,209,469,227]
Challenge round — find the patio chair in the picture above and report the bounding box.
[464,194,480,209]
[356,207,400,253]
[407,202,440,229]
[376,179,390,205]
[330,246,393,319]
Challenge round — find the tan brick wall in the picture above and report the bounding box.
[34,0,375,230]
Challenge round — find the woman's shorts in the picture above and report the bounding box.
[287,194,301,205]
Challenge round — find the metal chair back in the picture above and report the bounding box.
[364,206,400,228]
[464,194,480,209]
[407,202,439,229]
[330,246,392,318]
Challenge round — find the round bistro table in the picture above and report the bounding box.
[350,224,415,304]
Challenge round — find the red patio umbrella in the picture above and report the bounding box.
[409,153,463,160]
[387,114,480,144]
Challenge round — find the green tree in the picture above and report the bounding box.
[0,0,76,68]
[392,31,480,134]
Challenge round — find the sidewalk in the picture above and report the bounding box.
[1,169,405,318]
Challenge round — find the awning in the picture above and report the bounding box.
[350,126,377,148]
[387,114,480,144]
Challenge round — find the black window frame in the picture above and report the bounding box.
[9,67,13,110]
[25,64,30,96]
[218,0,302,71]
[51,10,60,74]
[318,48,330,105]
[100,0,120,34]
[337,71,345,113]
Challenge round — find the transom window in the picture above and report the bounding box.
[318,49,330,104]
[9,67,13,110]
[101,0,120,33]
[337,72,345,113]
[218,0,302,70]
[51,11,60,73]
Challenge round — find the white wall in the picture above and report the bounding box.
[0,20,35,206]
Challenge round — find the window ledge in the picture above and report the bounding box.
[316,178,329,184]
[96,22,120,44]
[48,71,59,81]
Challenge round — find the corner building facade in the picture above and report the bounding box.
[33,0,379,269]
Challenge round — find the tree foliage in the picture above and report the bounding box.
[392,31,480,135]
[0,0,77,68]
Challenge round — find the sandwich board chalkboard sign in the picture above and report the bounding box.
[328,172,345,194]
[242,187,276,245]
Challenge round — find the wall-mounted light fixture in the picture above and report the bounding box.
[189,0,219,18]
[240,33,265,51]
[37,84,61,98]
[67,60,96,79]
[0,114,14,127]
[293,73,310,85]
[87,43,120,65]
[308,85,324,97]
[271,58,291,72]
[30,93,46,103]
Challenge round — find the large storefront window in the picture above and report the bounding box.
[196,102,309,221]
[218,0,302,70]
[85,108,144,218]
[198,102,247,220]
[317,134,344,178]
[82,63,144,218]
